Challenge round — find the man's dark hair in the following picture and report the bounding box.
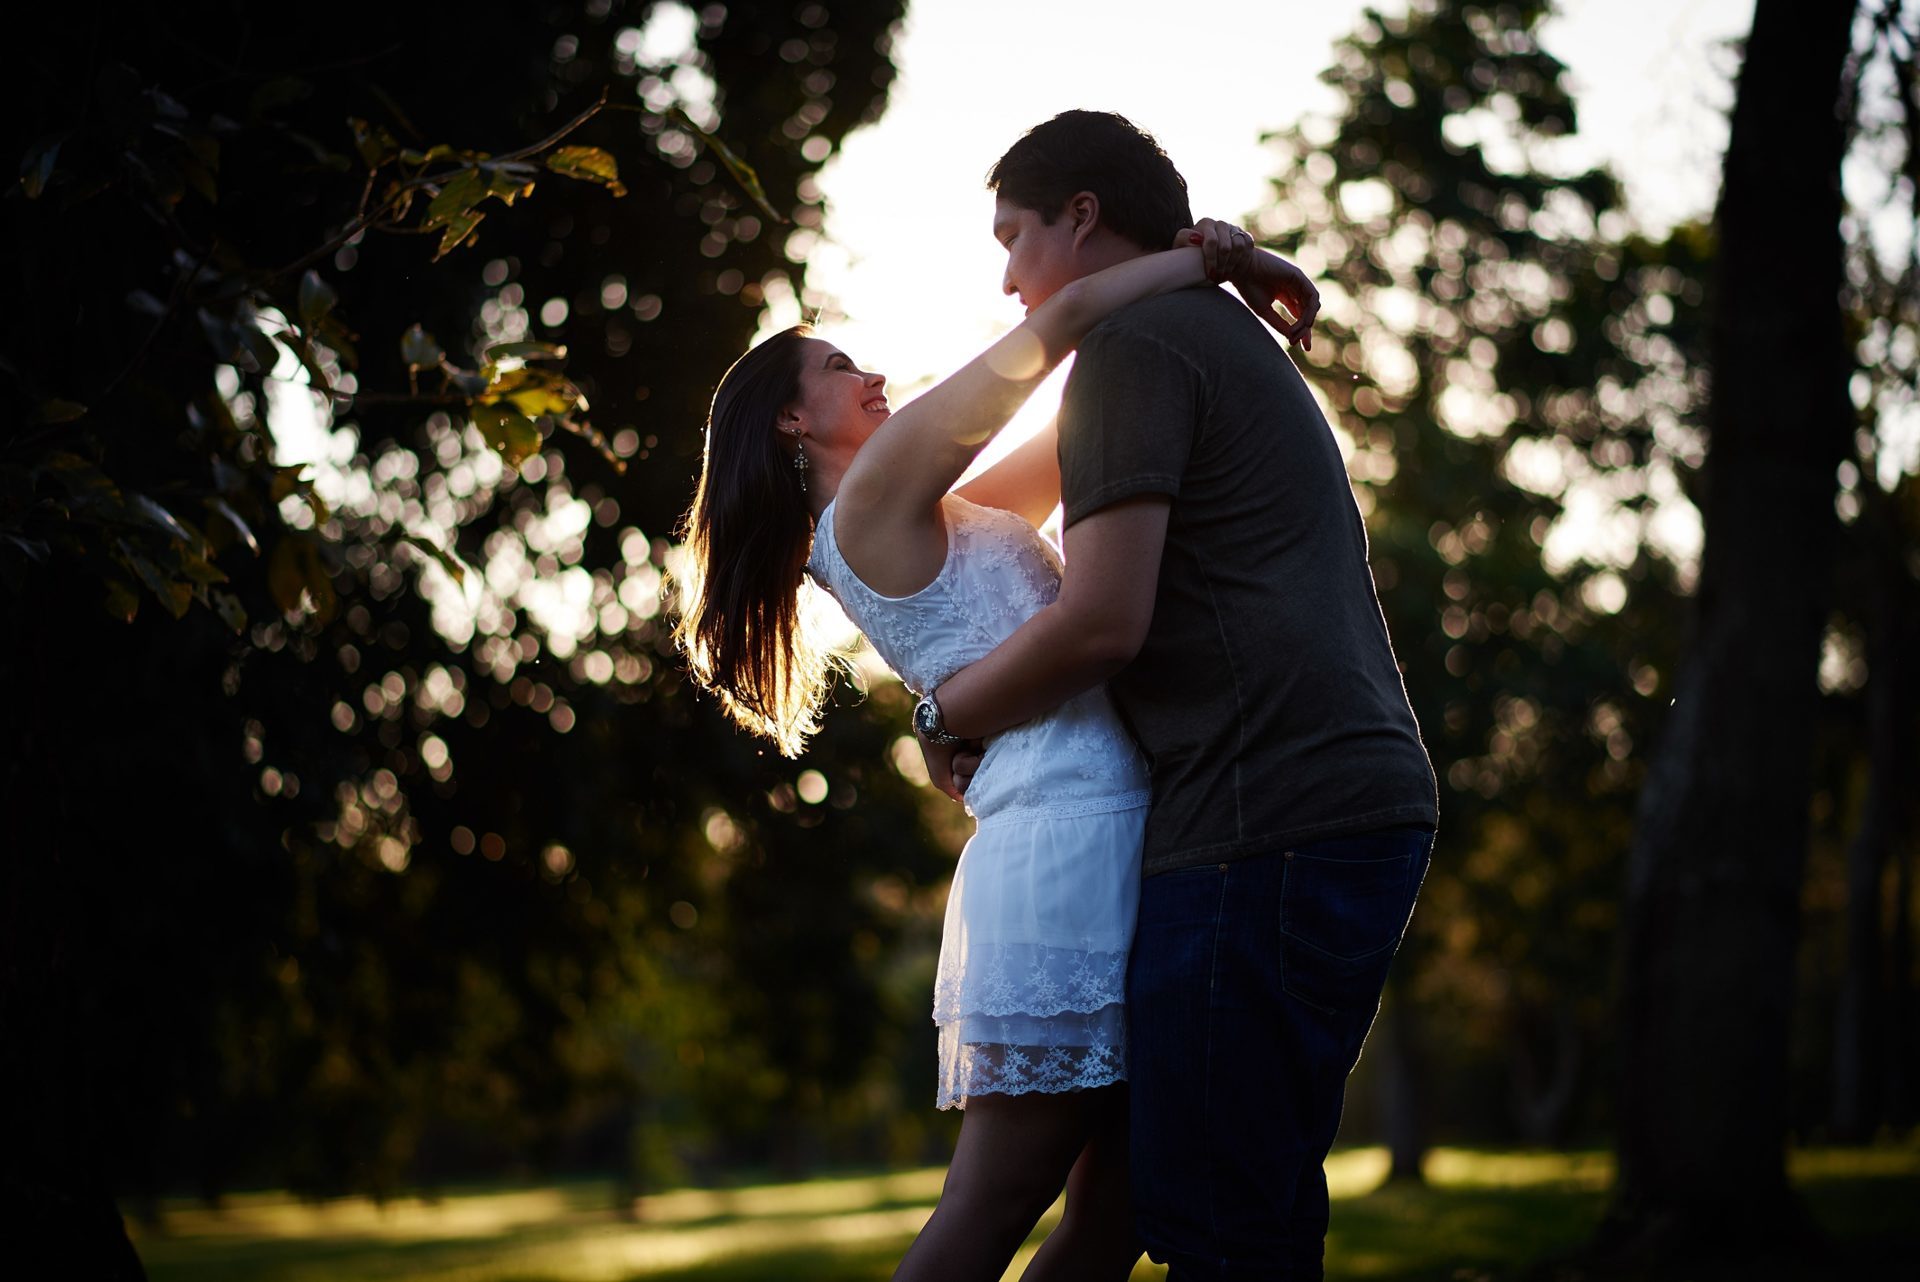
[988,110,1194,252]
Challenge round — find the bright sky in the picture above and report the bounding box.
[766,0,1756,457]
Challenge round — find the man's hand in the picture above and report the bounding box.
[1231,251,1319,350]
[917,735,985,804]
[950,746,983,797]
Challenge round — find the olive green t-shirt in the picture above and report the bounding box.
[1059,286,1437,875]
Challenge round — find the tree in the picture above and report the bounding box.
[1252,0,1704,1169]
[1601,0,1866,1264]
[2,0,937,1267]
[1825,0,1920,1146]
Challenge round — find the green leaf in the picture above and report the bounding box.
[298,270,338,326]
[433,209,484,260]
[424,167,486,230]
[128,493,193,544]
[178,547,229,588]
[399,323,444,371]
[124,547,192,619]
[471,401,542,468]
[289,334,337,398]
[670,108,786,225]
[1,532,51,563]
[203,496,260,555]
[37,398,87,424]
[545,145,626,197]
[37,451,119,500]
[239,322,280,375]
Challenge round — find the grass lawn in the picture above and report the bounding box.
[128,1145,1920,1282]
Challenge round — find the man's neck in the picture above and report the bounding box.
[1072,230,1155,282]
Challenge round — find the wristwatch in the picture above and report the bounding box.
[912,690,966,746]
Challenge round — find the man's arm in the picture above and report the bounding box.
[932,495,1170,740]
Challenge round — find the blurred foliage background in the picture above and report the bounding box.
[1,0,1916,1277]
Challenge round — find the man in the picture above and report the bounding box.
[916,111,1438,1279]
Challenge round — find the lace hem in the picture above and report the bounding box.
[936,1011,1128,1111]
[933,943,1128,1021]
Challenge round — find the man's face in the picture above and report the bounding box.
[993,195,1082,313]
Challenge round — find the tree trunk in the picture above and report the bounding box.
[1600,0,1859,1264]
[1512,1001,1582,1149]
[1888,802,1918,1130]
[1830,543,1911,1140]
[1377,979,1427,1183]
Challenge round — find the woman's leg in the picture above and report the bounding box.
[891,1089,1097,1282]
[1019,1085,1141,1282]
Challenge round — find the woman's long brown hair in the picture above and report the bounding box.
[674,326,841,756]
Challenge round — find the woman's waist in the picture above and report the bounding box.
[964,708,1149,821]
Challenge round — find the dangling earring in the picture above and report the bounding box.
[793,438,809,493]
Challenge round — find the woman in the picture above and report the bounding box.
[676,221,1311,1280]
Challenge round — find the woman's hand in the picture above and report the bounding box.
[1230,251,1319,350]
[1174,217,1258,284]
[1174,221,1318,349]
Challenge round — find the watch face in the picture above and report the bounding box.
[913,698,937,737]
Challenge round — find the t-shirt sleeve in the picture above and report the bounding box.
[1058,320,1202,528]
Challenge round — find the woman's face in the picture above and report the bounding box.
[786,338,890,448]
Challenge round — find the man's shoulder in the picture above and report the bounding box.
[1088,287,1263,351]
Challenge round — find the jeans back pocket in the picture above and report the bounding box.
[1277,831,1429,1015]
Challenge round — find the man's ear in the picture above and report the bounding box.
[1066,191,1101,251]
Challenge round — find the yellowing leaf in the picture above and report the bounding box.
[506,382,584,418]
[472,401,542,468]
[424,167,485,230]
[485,340,568,362]
[434,209,484,260]
[545,145,626,197]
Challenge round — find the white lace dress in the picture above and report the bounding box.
[808,494,1149,1110]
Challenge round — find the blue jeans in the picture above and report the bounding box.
[1126,825,1433,1280]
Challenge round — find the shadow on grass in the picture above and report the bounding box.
[134,1147,1920,1282]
